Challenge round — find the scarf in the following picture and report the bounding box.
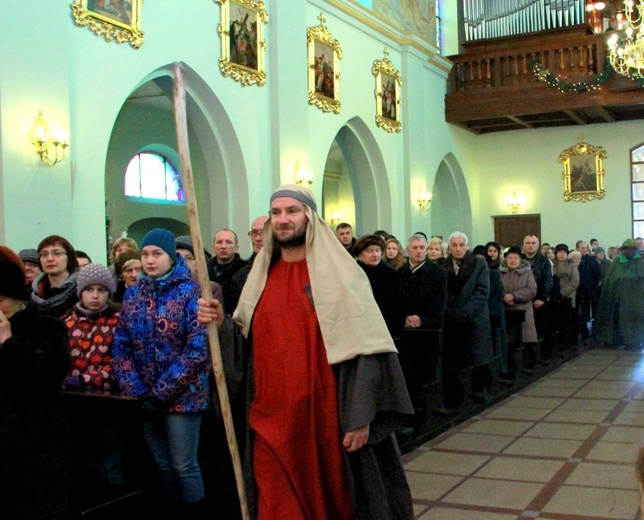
[31,270,79,312]
[234,184,397,365]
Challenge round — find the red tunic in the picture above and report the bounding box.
[249,258,354,520]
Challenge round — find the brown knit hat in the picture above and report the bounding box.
[0,260,27,300]
[351,235,385,257]
[114,249,142,277]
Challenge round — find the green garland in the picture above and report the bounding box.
[529,59,613,93]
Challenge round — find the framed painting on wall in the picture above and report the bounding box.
[558,136,607,202]
[71,0,144,48]
[372,49,402,133]
[307,13,342,114]
[216,0,268,86]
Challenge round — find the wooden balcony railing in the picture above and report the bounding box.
[444,26,644,133]
[448,27,606,93]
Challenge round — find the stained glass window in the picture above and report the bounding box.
[124,152,185,202]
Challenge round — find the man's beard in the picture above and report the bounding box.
[274,223,306,249]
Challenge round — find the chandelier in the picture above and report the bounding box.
[607,0,644,79]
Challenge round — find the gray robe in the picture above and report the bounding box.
[239,340,414,520]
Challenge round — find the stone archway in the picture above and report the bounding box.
[322,117,391,236]
[104,62,248,249]
[431,153,472,240]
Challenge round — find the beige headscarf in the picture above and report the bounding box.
[233,184,397,365]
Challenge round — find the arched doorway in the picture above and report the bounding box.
[431,153,472,240]
[322,117,391,236]
[104,63,248,251]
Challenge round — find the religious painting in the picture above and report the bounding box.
[307,13,342,114]
[372,49,402,133]
[71,0,144,48]
[558,137,607,202]
[216,0,268,86]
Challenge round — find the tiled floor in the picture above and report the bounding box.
[404,349,644,520]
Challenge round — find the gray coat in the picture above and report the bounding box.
[500,259,538,343]
[444,252,494,367]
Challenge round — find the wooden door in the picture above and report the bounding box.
[493,214,541,248]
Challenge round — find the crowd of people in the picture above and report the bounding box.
[1,193,643,519]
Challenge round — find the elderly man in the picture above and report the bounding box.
[207,229,247,309]
[199,184,413,519]
[443,231,494,408]
[398,234,447,415]
[227,215,270,313]
[523,235,553,361]
[596,239,644,350]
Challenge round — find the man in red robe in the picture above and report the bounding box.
[200,184,413,520]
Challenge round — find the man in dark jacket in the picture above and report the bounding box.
[523,235,553,359]
[207,229,247,310]
[575,240,601,340]
[228,216,269,313]
[398,234,447,415]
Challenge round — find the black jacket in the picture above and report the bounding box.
[577,254,601,295]
[0,303,71,519]
[526,252,553,302]
[398,260,447,330]
[207,253,248,310]
[357,261,406,339]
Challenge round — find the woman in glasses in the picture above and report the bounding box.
[31,234,79,318]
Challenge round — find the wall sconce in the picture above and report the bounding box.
[292,161,313,186]
[416,188,432,212]
[27,111,68,166]
[505,191,524,214]
[330,211,342,225]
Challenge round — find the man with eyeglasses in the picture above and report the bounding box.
[228,215,269,313]
[31,235,80,317]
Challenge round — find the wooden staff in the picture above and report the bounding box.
[172,61,250,520]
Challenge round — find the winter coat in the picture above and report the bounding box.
[553,259,579,302]
[525,252,553,302]
[359,261,408,339]
[0,303,71,519]
[112,255,210,413]
[398,260,447,332]
[577,254,601,296]
[207,253,248,310]
[64,304,120,392]
[500,259,538,343]
[444,252,494,367]
[596,254,644,345]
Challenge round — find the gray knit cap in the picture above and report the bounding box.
[76,263,116,297]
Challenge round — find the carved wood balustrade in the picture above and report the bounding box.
[444,27,644,133]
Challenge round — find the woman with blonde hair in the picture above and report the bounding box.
[427,236,447,264]
[110,237,137,264]
[384,237,407,271]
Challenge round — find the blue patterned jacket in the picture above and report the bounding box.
[112,255,210,413]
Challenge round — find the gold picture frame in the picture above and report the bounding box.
[216,0,268,87]
[372,48,402,133]
[72,0,144,48]
[558,135,607,202]
[307,13,342,114]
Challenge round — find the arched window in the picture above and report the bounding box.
[632,144,644,238]
[124,152,185,202]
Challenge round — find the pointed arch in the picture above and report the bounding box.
[330,116,392,233]
[105,62,248,246]
[431,153,472,239]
